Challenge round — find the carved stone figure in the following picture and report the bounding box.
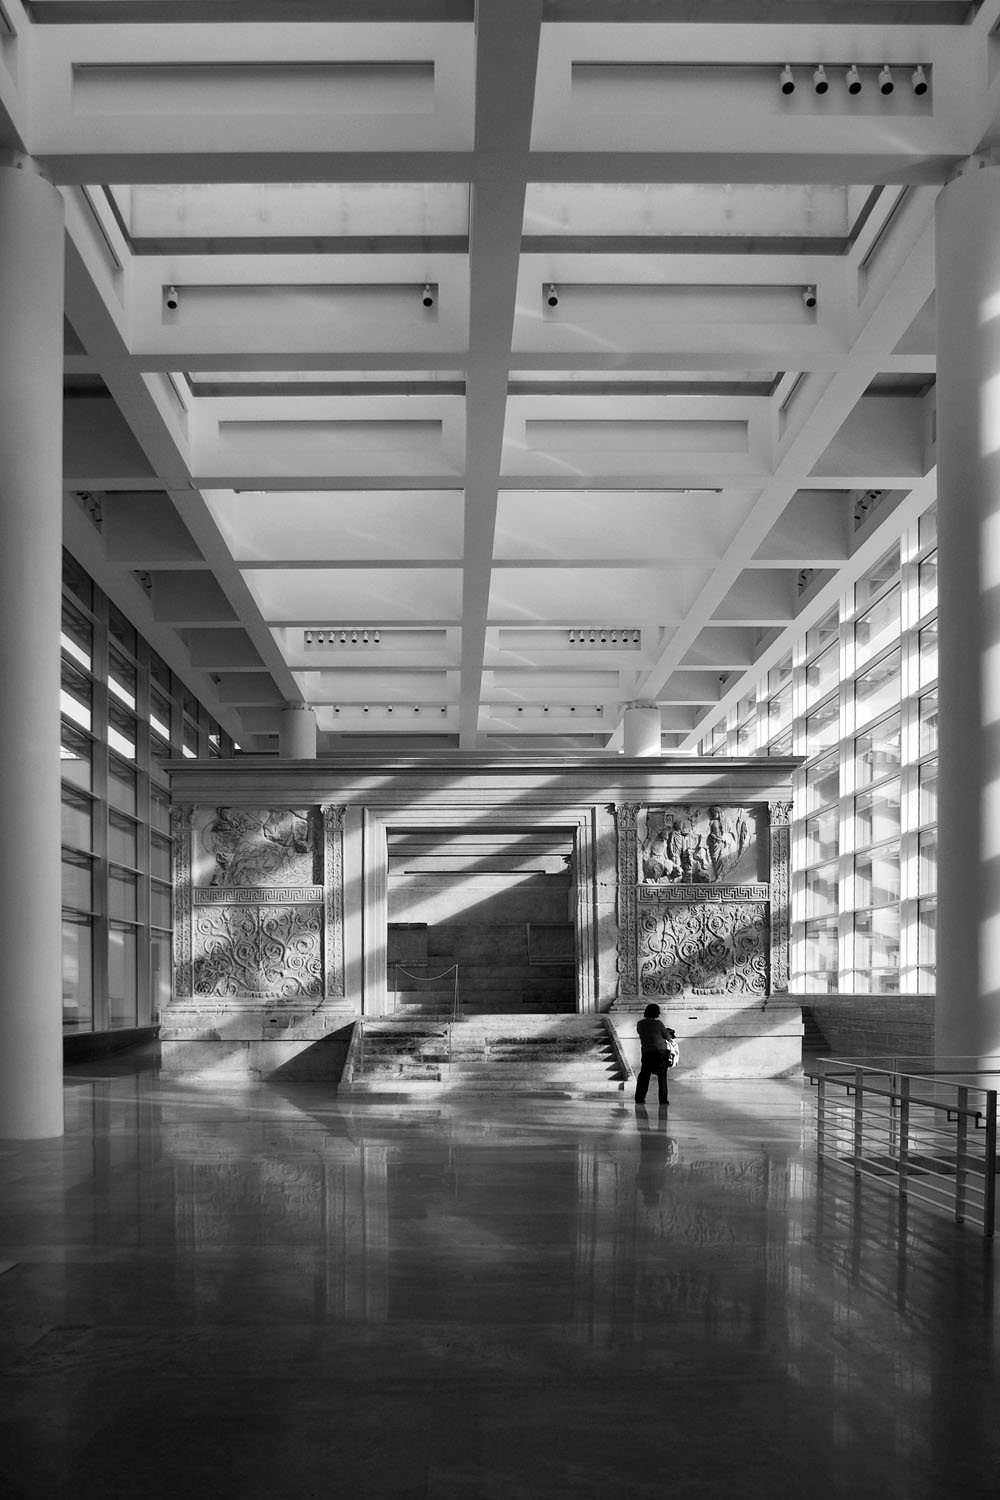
[200,806,314,889]
[638,805,757,886]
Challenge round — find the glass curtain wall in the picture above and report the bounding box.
[61,550,235,1034]
[701,507,937,996]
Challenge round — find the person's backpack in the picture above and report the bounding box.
[665,1033,679,1068]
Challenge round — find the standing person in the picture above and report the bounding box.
[635,1002,675,1107]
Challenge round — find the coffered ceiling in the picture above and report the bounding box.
[3,0,992,751]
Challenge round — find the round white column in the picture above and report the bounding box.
[0,164,65,1137]
[279,706,318,759]
[623,706,662,757]
[935,163,1000,1067]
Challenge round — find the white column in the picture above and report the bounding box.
[0,163,65,1137]
[935,162,1000,1067]
[623,706,661,757]
[279,706,318,759]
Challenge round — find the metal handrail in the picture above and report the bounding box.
[392,962,460,1065]
[808,1056,998,1237]
[342,1017,365,1085]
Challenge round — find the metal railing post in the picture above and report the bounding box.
[955,1085,969,1224]
[985,1091,997,1239]
[853,1067,865,1176]
[897,1074,910,1200]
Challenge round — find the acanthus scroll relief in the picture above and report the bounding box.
[193,905,323,999]
[637,901,769,998]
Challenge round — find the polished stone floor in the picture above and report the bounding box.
[1,1058,998,1500]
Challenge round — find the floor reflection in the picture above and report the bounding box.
[0,1070,997,1498]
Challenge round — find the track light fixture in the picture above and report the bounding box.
[912,64,928,96]
[802,285,817,309]
[878,64,894,95]
[845,64,862,95]
[422,282,435,308]
[339,632,347,644]
[351,632,358,644]
[779,64,795,96]
[163,285,179,311]
[812,64,829,95]
[316,631,325,646]
[304,631,313,646]
[363,705,369,713]
[545,283,559,308]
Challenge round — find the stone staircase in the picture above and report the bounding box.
[340,1014,628,1095]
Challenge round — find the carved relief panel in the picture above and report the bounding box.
[172,803,346,1002]
[616,803,784,1001]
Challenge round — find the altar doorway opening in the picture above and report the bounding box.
[385,827,577,1014]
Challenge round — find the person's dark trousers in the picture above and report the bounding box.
[635,1053,669,1104]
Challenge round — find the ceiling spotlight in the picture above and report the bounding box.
[589,631,597,644]
[545,283,559,308]
[878,64,894,95]
[387,704,393,713]
[600,631,607,644]
[912,64,928,96]
[362,631,369,644]
[363,705,369,713]
[845,64,862,95]
[163,284,179,311]
[316,631,326,646]
[802,285,817,309]
[333,705,340,713]
[373,631,380,644]
[543,705,549,713]
[568,630,576,644]
[339,632,347,645]
[305,630,313,646]
[517,706,524,713]
[813,64,829,95]
[440,706,447,714]
[632,630,640,644]
[351,632,358,644]
[779,64,795,95]
[414,705,420,713]
[570,706,576,713]
[422,283,435,308]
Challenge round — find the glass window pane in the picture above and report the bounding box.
[108,923,138,1029]
[919,830,937,895]
[806,862,838,918]
[62,788,93,850]
[737,689,757,722]
[151,832,172,881]
[151,881,172,928]
[209,731,222,759]
[804,807,839,864]
[181,687,199,720]
[855,781,901,845]
[109,866,138,921]
[736,722,756,754]
[108,603,136,654]
[855,545,900,609]
[108,647,137,710]
[150,783,171,833]
[61,598,93,669]
[61,661,93,731]
[919,622,938,687]
[918,899,936,972]
[805,645,838,708]
[109,812,139,867]
[63,551,93,608]
[803,920,838,993]
[854,713,901,787]
[918,551,937,618]
[107,701,137,761]
[768,728,793,757]
[919,692,938,756]
[150,685,173,741]
[805,697,838,755]
[61,850,93,911]
[806,610,838,658]
[855,649,900,727]
[62,914,93,1031]
[151,933,171,1022]
[919,759,938,824]
[149,650,172,690]
[854,843,900,907]
[108,756,137,815]
[183,719,200,757]
[805,752,839,812]
[60,723,93,791]
[855,585,900,669]
[853,907,901,988]
[919,507,937,550]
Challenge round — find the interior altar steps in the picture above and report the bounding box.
[341,1014,628,1095]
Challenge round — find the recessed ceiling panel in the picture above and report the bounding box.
[205,489,464,562]
[494,491,747,560]
[243,568,463,622]
[488,568,711,623]
[523,182,872,240]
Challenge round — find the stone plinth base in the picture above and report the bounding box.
[159,999,356,1081]
[610,996,803,1079]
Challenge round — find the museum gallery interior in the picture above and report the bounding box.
[2,3,1000,1497]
